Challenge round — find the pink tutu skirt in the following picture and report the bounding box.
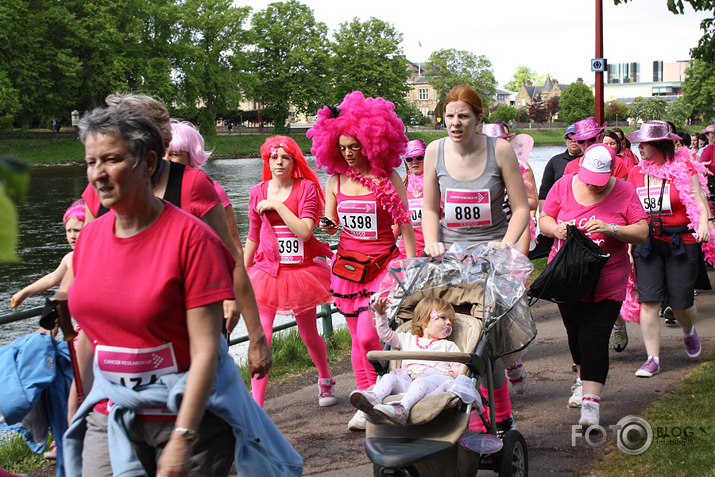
[248,258,333,315]
[330,250,398,318]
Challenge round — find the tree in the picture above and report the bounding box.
[504,66,547,93]
[628,97,668,122]
[614,1,715,64]
[175,0,249,135]
[526,96,549,123]
[683,59,715,123]
[545,95,561,122]
[242,0,331,133]
[665,96,694,129]
[488,104,518,124]
[330,18,410,111]
[558,82,595,125]
[605,101,629,123]
[426,49,497,107]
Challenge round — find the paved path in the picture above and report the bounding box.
[261,269,715,476]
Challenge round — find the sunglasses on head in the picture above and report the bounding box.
[577,137,598,145]
[405,155,424,163]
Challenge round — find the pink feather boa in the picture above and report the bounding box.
[621,148,715,322]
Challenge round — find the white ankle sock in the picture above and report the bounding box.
[648,356,660,365]
[684,327,696,337]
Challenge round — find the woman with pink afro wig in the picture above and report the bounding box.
[308,91,416,431]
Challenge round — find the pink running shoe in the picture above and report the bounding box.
[635,358,660,377]
[684,330,701,358]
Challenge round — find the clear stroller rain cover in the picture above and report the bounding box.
[373,242,537,368]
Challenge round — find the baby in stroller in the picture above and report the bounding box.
[350,296,479,426]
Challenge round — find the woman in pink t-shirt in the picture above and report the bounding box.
[399,139,427,256]
[244,136,335,409]
[540,144,648,428]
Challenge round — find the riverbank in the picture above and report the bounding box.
[0,127,649,166]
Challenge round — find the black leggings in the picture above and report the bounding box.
[557,300,621,384]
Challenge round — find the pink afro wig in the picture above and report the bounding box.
[168,121,212,167]
[63,199,86,224]
[307,91,407,177]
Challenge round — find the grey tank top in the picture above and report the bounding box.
[436,136,507,246]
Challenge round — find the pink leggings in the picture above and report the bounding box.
[346,308,382,390]
[251,307,331,407]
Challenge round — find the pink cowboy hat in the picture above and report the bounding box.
[482,123,515,139]
[579,144,615,187]
[702,124,715,134]
[571,117,607,141]
[403,139,426,158]
[626,120,682,143]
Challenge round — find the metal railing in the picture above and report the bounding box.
[0,303,340,345]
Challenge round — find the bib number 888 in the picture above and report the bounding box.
[454,206,481,221]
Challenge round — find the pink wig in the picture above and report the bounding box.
[63,199,86,223]
[260,135,326,209]
[307,91,407,177]
[168,121,212,167]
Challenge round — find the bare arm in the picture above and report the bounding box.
[584,218,649,244]
[496,139,530,247]
[422,141,444,257]
[254,200,315,241]
[223,205,244,254]
[156,302,222,476]
[244,239,258,269]
[538,213,566,241]
[11,254,70,307]
[390,171,416,258]
[693,174,712,243]
[202,204,271,378]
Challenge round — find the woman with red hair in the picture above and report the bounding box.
[308,91,416,430]
[244,136,335,408]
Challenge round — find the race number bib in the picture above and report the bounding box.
[96,343,178,389]
[273,226,304,264]
[636,185,672,216]
[338,200,378,240]
[444,188,492,228]
[408,198,423,227]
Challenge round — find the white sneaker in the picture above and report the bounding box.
[568,379,583,408]
[318,378,337,407]
[579,400,600,427]
[507,361,528,395]
[348,409,366,431]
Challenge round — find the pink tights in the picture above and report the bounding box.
[251,307,331,407]
[468,382,513,431]
[346,309,382,390]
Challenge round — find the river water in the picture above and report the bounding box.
[0,145,566,358]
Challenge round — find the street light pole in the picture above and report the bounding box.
[595,0,605,125]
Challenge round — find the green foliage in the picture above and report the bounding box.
[526,98,549,123]
[398,101,430,126]
[683,59,715,123]
[0,154,29,263]
[331,18,410,108]
[629,96,669,122]
[242,0,330,133]
[558,82,595,125]
[504,66,547,93]
[665,97,694,129]
[426,49,497,107]
[175,0,249,135]
[605,101,629,123]
[488,104,518,124]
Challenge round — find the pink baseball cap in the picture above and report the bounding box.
[702,124,715,134]
[403,139,426,158]
[578,144,615,186]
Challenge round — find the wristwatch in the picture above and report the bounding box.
[173,427,197,442]
[610,223,618,236]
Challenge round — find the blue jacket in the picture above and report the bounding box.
[0,333,73,477]
[64,339,302,477]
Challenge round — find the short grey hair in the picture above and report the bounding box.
[79,107,165,174]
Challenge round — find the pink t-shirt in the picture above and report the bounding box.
[213,181,232,208]
[543,175,647,301]
[700,144,715,174]
[69,202,235,373]
[82,163,220,219]
[399,187,425,257]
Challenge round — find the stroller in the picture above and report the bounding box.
[364,243,537,477]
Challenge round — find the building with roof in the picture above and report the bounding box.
[513,77,568,110]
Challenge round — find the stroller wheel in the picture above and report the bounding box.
[373,464,419,477]
[496,430,528,477]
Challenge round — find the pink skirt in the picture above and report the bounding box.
[248,258,333,315]
[330,249,399,318]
